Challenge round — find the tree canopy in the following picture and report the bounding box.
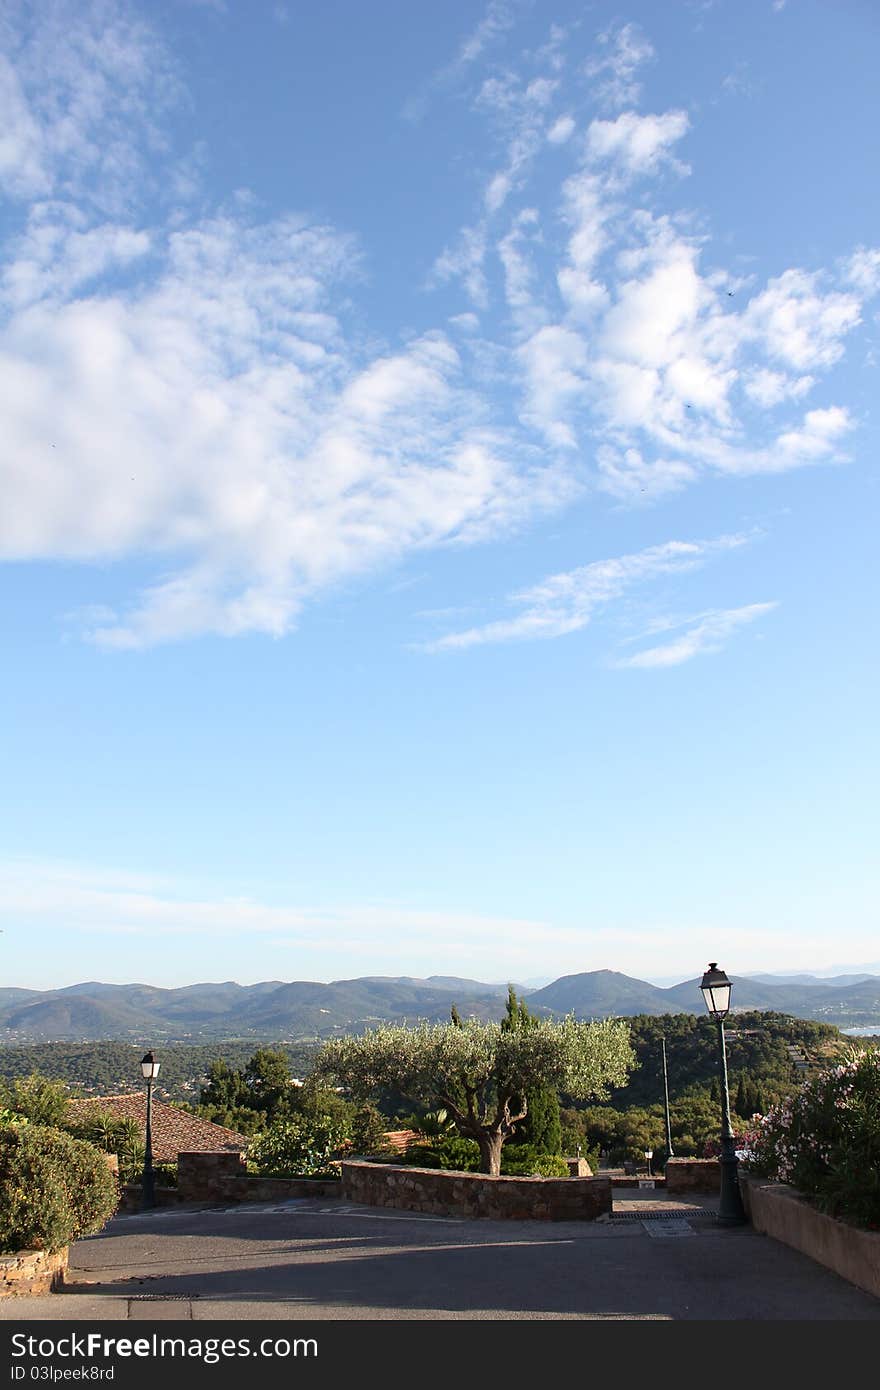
[313,1013,634,1175]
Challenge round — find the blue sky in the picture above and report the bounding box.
[1,0,878,989]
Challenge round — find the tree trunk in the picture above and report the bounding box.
[477,1130,504,1177]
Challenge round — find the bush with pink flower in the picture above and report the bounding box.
[741,1046,880,1229]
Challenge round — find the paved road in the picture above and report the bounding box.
[3,1196,879,1321]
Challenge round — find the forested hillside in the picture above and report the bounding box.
[608,1011,841,1108]
[559,1011,847,1164]
[0,1041,318,1101]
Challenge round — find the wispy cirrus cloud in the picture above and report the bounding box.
[0,2,575,649]
[614,602,778,668]
[0,2,877,651]
[583,22,655,110]
[0,0,182,210]
[428,17,876,503]
[423,532,750,651]
[402,0,524,121]
[0,856,574,976]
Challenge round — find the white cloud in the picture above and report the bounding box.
[775,405,853,461]
[0,1,180,212]
[524,183,865,486]
[586,110,690,177]
[547,114,575,145]
[842,246,880,298]
[597,445,697,500]
[425,533,748,650]
[616,602,777,668]
[516,324,589,446]
[456,0,520,69]
[430,222,490,307]
[497,207,544,332]
[741,269,861,370]
[584,22,655,110]
[1,206,151,308]
[742,368,815,408]
[1,3,876,649]
[555,171,610,319]
[1,205,572,647]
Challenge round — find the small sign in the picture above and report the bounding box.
[637,1178,656,1189]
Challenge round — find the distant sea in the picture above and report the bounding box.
[841,1028,880,1037]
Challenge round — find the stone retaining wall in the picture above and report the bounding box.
[118,1151,341,1210]
[341,1160,612,1220]
[742,1175,880,1300]
[0,1248,68,1298]
[664,1158,721,1193]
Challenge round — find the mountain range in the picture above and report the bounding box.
[2,969,880,1042]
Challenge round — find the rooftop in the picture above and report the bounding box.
[67,1094,248,1165]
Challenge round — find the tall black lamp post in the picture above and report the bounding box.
[699,963,746,1226]
[140,1050,160,1210]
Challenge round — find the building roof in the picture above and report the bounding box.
[67,1095,248,1164]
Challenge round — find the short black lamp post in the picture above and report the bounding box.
[140,1050,160,1210]
[644,1148,653,1178]
[699,963,746,1226]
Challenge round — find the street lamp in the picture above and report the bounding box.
[644,1148,653,1178]
[140,1050,160,1210]
[699,964,746,1226]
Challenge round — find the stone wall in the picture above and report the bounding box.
[341,1160,612,1220]
[0,1248,68,1299]
[178,1150,249,1202]
[664,1158,721,1193]
[119,1151,340,1209]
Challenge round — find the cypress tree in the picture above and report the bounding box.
[735,1075,747,1117]
[501,986,562,1154]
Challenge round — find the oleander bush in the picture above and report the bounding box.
[742,1047,880,1229]
[0,1123,120,1253]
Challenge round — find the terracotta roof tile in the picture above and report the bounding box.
[67,1095,248,1164]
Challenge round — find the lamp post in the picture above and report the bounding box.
[644,1148,653,1178]
[140,1050,160,1210]
[699,964,746,1226]
[661,1036,674,1160]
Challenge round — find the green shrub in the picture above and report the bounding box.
[1,1075,70,1128]
[500,1145,570,1177]
[393,1135,571,1177]
[743,1047,880,1229]
[0,1124,119,1253]
[399,1135,481,1171]
[350,1103,390,1155]
[247,1114,348,1177]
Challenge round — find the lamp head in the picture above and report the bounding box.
[700,962,732,1019]
[141,1050,160,1081]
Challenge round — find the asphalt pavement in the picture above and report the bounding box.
[2,1193,879,1321]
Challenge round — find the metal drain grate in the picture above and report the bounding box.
[611,1209,712,1222]
[130,1293,198,1301]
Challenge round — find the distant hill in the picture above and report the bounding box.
[528,971,669,1016]
[2,968,880,1042]
[744,972,879,989]
[0,975,507,1043]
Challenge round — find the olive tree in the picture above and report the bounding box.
[313,1015,634,1176]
